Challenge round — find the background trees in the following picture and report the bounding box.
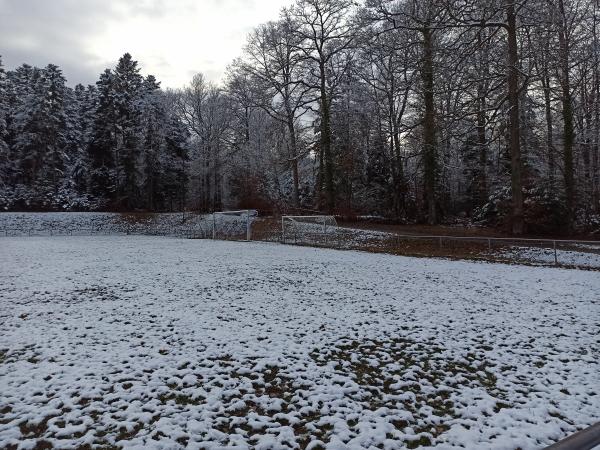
[1,54,188,211]
[1,0,600,234]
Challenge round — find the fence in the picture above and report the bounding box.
[250,219,600,269]
[2,219,600,269]
[362,233,600,266]
[0,225,212,239]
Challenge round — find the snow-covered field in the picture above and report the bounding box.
[1,237,598,449]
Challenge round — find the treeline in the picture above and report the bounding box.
[1,0,600,235]
[0,54,188,211]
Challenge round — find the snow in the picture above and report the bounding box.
[1,236,598,449]
[497,245,600,269]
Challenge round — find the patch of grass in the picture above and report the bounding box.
[309,335,509,445]
[158,392,204,406]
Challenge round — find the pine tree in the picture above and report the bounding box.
[40,64,69,191]
[5,65,38,187]
[140,74,165,210]
[89,69,117,204]
[11,64,68,206]
[63,84,94,201]
[113,53,144,208]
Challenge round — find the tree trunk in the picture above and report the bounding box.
[476,33,488,208]
[421,27,437,225]
[506,2,525,234]
[594,68,600,212]
[542,72,555,187]
[557,0,575,230]
[392,114,406,216]
[287,117,301,207]
[319,61,334,213]
[594,7,600,213]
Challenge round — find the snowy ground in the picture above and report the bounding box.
[1,237,598,449]
[496,245,600,269]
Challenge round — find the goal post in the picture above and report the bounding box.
[281,215,338,244]
[212,210,257,241]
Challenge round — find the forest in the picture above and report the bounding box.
[1,0,599,235]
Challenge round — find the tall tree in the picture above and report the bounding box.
[89,69,118,203]
[113,53,144,208]
[12,64,68,195]
[240,13,313,207]
[292,0,356,212]
[0,56,9,188]
[365,0,448,224]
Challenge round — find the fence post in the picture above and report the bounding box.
[246,211,251,241]
[439,236,443,249]
[281,216,285,244]
[554,240,558,265]
[212,213,216,240]
[488,238,492,251]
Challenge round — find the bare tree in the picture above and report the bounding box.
[291,0,357,212]
[238,12,314,206]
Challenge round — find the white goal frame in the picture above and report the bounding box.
[281,215,337,243]
[212,210,257,241]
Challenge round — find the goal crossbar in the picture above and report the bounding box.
[214,210,256,216]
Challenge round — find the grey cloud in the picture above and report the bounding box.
[1,0,111,83]
[0,0,291,87]
[0,0,173,85]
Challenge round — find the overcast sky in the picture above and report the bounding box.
[0,0,291,88]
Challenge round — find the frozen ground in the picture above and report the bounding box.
[1,237,599,450]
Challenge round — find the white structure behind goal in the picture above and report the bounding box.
[212,210,257,241]
[281,215,337,243]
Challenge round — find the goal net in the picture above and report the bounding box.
[281,215,338,244]
[212,210,257,241]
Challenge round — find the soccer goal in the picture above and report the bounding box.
[281,215,338,244]
[212,210,257,241]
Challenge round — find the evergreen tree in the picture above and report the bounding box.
[11,64,68,205]
[64,84,94,199]
[5,65,38,187]
[89,69,117,204]
[140,74,165,209]
[113,53,144,208]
